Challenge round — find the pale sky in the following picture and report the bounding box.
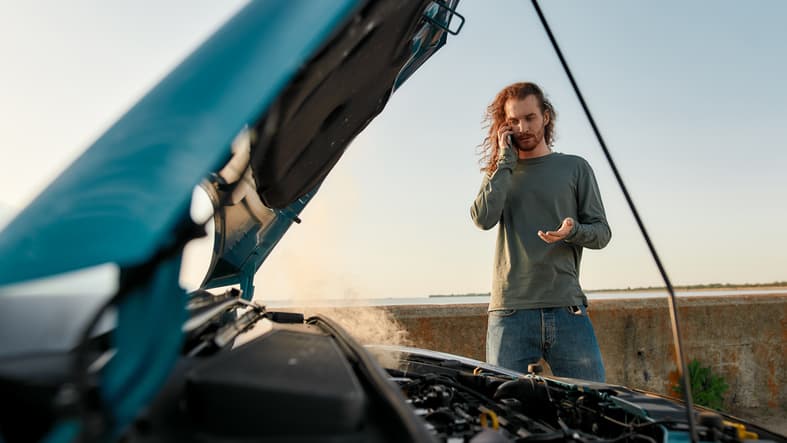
[1,1,786,302]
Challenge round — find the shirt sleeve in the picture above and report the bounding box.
[470,168,513,230]
[565,159,611,249]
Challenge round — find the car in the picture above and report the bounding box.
[0,1,784,442]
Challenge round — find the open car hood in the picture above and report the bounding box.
[198,1,463,297]
[0,0,463,297]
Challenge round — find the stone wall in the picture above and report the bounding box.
[360,294,786,417]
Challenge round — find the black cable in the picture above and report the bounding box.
[529,2,698,442]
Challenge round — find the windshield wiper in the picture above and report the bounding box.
[530,2,699,442]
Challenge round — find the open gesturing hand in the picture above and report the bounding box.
[538,217,575,244]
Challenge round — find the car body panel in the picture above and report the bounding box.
[0,0,360,285]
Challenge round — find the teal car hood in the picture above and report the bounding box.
[0,0,462,293]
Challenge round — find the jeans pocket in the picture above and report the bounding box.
[489,309,517,318]
[565,305,585,316]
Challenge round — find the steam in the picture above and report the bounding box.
[298,305,412,370]
[179,150,414,362]
[253,168,367,300]
[306,306,412,347]
[232,303,412,368]
[246,170,413,366]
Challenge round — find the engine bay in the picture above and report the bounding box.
[380,350,739,443]
[1,301,782,443]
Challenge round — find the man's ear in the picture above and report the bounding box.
[544,111,550,126]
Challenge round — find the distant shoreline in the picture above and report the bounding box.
[586,283,787,293]
[427,283,787,298]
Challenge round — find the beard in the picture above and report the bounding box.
[512,136,537,152]
[512,124,545,152]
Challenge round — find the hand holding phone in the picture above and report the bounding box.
[496,128,518,172]
[497,124,514,151]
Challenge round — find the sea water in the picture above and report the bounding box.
[264,288,787,308]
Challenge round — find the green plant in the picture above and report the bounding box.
[672,359,729,411]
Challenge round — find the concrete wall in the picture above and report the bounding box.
[352,294,786,418]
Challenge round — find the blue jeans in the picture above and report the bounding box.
[486,306,606,382]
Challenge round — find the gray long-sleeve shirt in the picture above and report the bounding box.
[471,152,611,311]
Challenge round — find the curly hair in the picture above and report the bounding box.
[479,82,557,174]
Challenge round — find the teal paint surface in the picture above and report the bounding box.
[0,0,360,286]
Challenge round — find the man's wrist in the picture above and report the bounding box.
[491,165,512,179]
[496,158,517,172]
[496,163,514,172]
[564,221,579,242]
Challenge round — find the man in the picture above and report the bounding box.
[470,82,611,381]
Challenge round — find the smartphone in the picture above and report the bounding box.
[506,134,513,149]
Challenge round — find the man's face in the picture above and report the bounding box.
[503,95,548,152]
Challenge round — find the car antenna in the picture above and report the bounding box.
[529,1,699,442]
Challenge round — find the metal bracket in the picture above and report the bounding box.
[424,1,465,36]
